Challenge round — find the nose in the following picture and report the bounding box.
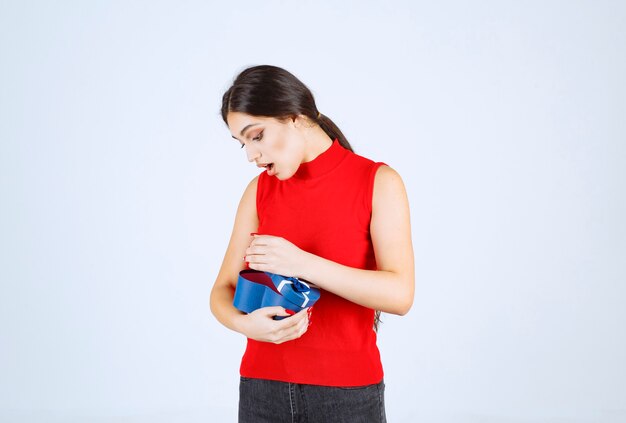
[245,143,261,163]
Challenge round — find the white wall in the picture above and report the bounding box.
[1,1,624,422]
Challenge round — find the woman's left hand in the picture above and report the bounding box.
[244,235,307,277]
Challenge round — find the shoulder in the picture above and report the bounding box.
[374,165,402,183]
[238,175,259,208]
[372,165,408,206]
[247,175,259,190]
[242,175,259,194]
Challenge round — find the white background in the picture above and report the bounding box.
[1,1,625,422]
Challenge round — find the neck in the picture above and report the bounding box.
[302,125,334,163]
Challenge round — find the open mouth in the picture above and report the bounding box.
[257,162,276,175]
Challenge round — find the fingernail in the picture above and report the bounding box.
[250,232,259,236]
[285,309,295,315]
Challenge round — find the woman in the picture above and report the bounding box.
[210,65,414,423]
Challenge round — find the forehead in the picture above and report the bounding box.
[227,112,275,137]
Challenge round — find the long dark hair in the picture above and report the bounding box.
[221,65,383,331]
[221,65,354,153]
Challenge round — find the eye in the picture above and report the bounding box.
[252,131,263,142]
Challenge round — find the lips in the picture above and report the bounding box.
[266,163,276,176]
[257,162,276,176]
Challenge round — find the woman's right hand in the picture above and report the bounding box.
[235,306,310,344]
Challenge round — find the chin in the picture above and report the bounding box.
[275,169,295,181]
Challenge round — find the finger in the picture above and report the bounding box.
[275,319,308,343]
[288,307,308,322]
[295,307,309,319]
[295,312,308,329]
[252,234,281,246]
[275,308,306,329]
[245,245,267,256]
[259,306,290,318]
[284,308,309,329]
[293,313,309,334]
[244,255,268,267]
[279,314,309,342]
[244,251,265,262]
[275,316,300,343]
[247,262,271,273]
[250,235,271,246]
[297,317,309,335]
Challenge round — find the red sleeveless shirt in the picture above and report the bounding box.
[240,139,387,386]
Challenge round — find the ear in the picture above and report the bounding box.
[291,114,308,128]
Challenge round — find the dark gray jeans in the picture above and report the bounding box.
[238,377,386,423]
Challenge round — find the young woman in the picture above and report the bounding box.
[210,65,414,423]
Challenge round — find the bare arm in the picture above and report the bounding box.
[246,166,415,315]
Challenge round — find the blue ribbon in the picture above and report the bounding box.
[233,270,321,317]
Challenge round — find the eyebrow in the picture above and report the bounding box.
[231,123,261,141]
